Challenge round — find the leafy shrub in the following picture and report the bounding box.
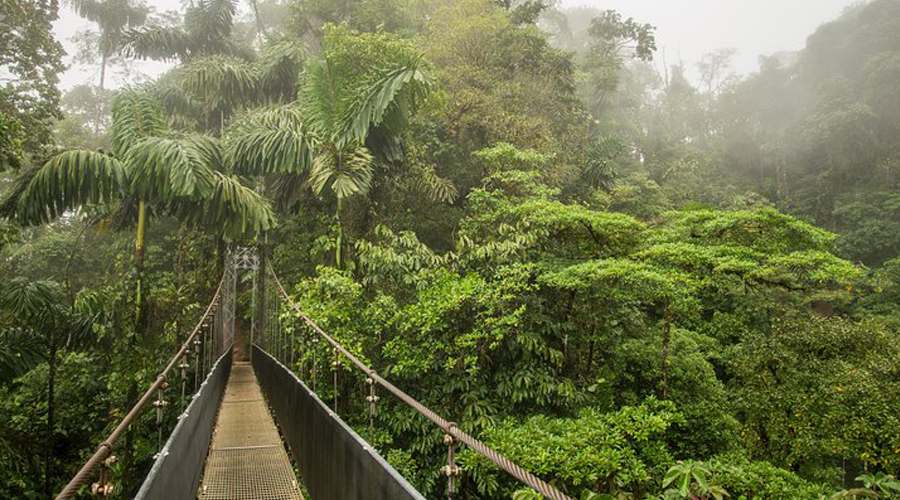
[461,398,681,498]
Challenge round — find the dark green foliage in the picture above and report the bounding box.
[0,0,65,157]
[729,316,900,471]
[0,352,115,498]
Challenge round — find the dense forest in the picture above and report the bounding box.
[1,0,899,499]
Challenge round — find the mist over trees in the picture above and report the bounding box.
[1,0,900,499]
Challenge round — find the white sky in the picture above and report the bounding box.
[558,0,862,75]
[52,0,862,90]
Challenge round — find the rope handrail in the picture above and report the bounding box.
[54,278,226,500]
[268,266,573,500]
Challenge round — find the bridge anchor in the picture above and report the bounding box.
[441,425,462,500]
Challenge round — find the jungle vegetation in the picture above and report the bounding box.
[1,0,899,499]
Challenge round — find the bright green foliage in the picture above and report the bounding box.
[857,257,900,327]
[225,24,431,265]
[355,224,451,292]
[227,25,430,195]
[14,151,124,225]
[705,454,829,500]
[226,106,316,175]
[275,141,873,498]
[857,472,900,497]
[663,461,729,500]
[464,399,679,497]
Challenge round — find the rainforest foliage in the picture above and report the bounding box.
[1,0,900,499]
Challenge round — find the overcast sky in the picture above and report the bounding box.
[52,0,862,90]
[558,0,862,75]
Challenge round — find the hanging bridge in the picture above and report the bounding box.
[53,247,572,500]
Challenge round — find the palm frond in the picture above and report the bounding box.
[0,328,43,384]
[15,151,125,225]
[68,0,148,30]
[126,135,219,202]
[67,0,103,19]
[411,163,458,203]
[150,75,206,130]
[0,165,38,221]
[111,89,167,157]
[225,106,316,175]
[268,173,309,211]
[0,277,65,324]
[299,58,345,136]
[121,25,191,61]
[171,172,276,239]
[256,37,308,102]
[309,144,374,200]
[178,55,259,112]
[185,0,236,53]
[339,61,432,148]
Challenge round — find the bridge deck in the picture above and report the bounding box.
[199,361,304,500]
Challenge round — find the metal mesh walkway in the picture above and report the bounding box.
[199,361,304,500]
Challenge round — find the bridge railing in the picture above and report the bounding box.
[263,265,573,500]
[253,344,426,500]
[54,276,233,500]
[134,348,231,500]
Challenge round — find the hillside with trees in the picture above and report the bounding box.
[1,0,899,499]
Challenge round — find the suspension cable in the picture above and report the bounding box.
[267,266,573,500]
[54,278,226,500]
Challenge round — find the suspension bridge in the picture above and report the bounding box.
[52,247,572,500]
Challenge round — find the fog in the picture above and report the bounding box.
[53,0,861,89]
[556,0,861,76]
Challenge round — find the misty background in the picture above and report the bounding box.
[53,0,862,89]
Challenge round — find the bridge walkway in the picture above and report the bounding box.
[199,361,304,500]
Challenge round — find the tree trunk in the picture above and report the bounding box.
[174,223,189,344]
[124,200,148,484]
[44,331,58,499]
[64,222,89,306]
[96,53,108,135]
[250,0,266,45]
[335,198,343,269]
[134,200,147,329]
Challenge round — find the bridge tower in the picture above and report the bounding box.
[231,245,260,358]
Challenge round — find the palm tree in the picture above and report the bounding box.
[122,0,305,135]
[121,0,249,64]
[67,0,149,91]
[226,26,432,266]
[4,88,275,327]
[2,88,274,483]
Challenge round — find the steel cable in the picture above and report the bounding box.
[54,278,226,500]
[267,265,572,500]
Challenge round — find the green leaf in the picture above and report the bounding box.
[15,150,125,225]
